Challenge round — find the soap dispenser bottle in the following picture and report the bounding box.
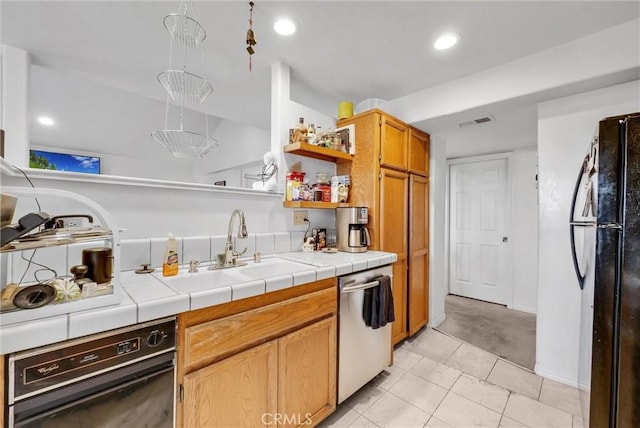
[162,233,179,277]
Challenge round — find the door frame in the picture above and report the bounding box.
[445,152,513,308]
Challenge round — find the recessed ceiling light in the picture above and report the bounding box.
[37,116,55,126]
[434,33,459,50]
[274,18,296,36]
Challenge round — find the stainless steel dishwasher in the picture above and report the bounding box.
[6,317,176,427]
[338,264,393,403]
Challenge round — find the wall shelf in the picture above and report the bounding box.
[283,201,351,209]
[283,142,353,163]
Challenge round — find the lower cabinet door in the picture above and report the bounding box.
[183,341,278,428]
[278,316,337,428]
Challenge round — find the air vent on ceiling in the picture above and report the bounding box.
[458,115,495,128]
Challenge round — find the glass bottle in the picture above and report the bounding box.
[293,117,307,144]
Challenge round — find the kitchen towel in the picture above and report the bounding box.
[362,275,395,329]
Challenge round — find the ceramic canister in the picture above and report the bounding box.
[338,101,354,119]
[82,247,114,284]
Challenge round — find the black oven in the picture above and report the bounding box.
[6,317,176,427]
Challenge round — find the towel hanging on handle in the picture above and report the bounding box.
[362,275,395,329]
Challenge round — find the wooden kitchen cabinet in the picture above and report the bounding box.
[379,115,408,171]
[380,168,409,343]
[338,109,430,345]
[278,317,337,427]
[409,174,429,335]
[408,128,430,177]
[183,341,278,427]
[177,279,337,428]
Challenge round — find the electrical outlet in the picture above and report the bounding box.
[63,218,83,228]
[293,210,308,226]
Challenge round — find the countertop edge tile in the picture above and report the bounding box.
[189,286,232,311]
[232,280,266,300]
[137,294,190,322]
[265,275,294,293]
[0,315,68,355]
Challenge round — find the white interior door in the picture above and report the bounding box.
[449,157,510,305]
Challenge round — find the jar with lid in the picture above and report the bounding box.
[312,172,332,202]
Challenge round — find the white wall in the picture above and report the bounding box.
[429,136,448,327]
[536,80,640,386]
[510,149,539,313]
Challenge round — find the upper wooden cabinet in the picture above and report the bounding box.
[408,128,430,177]
[379,115,409,171]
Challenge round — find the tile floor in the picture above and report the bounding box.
[320,328,584,428]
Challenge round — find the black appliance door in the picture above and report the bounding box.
[12,354,174,428]
[617,115,640,427]
[590,114,631,428]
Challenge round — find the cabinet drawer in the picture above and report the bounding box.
[183,287,337,372]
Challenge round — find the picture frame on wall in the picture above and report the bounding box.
[29,149,100,174]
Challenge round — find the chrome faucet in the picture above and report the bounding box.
[223,209,248,267]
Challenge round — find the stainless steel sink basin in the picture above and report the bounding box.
[155,257,316,293]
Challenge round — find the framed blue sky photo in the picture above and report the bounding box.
[29,150,100,174]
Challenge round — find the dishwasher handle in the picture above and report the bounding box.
[341,280,380,294]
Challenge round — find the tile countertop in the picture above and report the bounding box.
[0,250,396,355]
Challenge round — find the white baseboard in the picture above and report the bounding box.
[534,364,579,388]
[509,304,537,315]
[430,312,446,328]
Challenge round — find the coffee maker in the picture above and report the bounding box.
[336,207,371,253]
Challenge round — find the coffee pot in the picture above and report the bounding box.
[336,207,370,253]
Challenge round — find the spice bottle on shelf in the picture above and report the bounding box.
[307,123,317,145]
[292,117,307,144]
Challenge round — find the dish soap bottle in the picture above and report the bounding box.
[162,233,179,277]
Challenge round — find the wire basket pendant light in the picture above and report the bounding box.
[151,0,217,158]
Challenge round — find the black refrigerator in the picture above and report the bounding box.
[570,112,640,428]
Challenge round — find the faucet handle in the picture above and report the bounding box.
[188,260,199,273]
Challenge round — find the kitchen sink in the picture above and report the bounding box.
[155,257,316,293]
[156,268,248,293]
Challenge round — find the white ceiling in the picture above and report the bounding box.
[2,0,639,157]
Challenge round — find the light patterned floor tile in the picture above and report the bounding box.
[374,364,407,391]
[361,391,431,428]
[389,372,448,414]
[499,415,527,427]
[433,392,502,428]
[411,329,462,363]
[450,373,510,413]
[349,416,379,427]
[573,415,586,428]
[445,342,498,380]
[425,416,453,427]
[392,348,423,370]
[344,382,385,414]
[410,356,462,390]
[487,359,543,399]
[503,393,573,427]
[318,406,360,428]
[539,378,582,416]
